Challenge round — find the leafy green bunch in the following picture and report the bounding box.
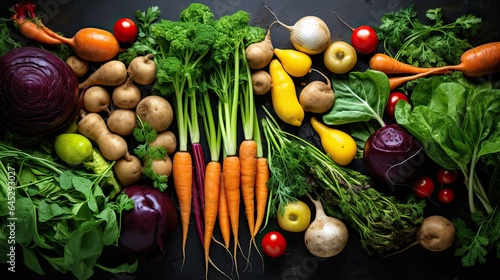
[377,5,483,67]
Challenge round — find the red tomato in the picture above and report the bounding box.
[261,231,287,257]
[436,167,459,185]
[438,187,455,204]
[113,18,138,43]
[385,91,409,119]
[351,26,379,54]
[413,176,435,198]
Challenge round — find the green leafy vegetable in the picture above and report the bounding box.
[322,70,390,128]
[0,141,136,279]
[393,72,500,266]
[377,5,483,67]
[261,109,425,254]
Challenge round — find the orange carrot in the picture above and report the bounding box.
[253,157,270,237]
[388,68,451,91]
[223,155,241,275]
[203,161,221,279]
[172,151,193,270]
[239,140,257,239]
[369,53,445,74]
[15,20,63,45]
[434,41,500,77]
[218,171,231,250]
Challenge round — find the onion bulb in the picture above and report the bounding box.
[304,195,349,257]
[266,5,331,54]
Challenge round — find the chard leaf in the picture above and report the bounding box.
[323,70,390,127]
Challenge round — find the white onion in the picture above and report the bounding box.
[266,5,331,54]
[304,195,349,258]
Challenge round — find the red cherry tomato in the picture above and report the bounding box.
[113,18,138,43]
[261,231,287,257]
[386,91,409,119]
[351,26,379,54]
[436,167,459,185]
[438,187,455,204]
[413,176,435,198]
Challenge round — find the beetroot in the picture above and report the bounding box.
[119,185,178,254]
[363,124,426,189]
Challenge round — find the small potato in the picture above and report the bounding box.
[299,81,335,113]
[112,78,142,109]
[114,155,143,187]
[251,70,272,95]
[66,55,89,77]
[150,155,173,177]
[149,130,177,154]
[107,109,137,136]
[136,95,173,132]
[83,86,111,114]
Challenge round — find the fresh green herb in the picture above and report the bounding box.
[0,141,137,279]
[0,21,23,56]
[377,5,483,67]
[261,108,425,254]
[132,116,168,191]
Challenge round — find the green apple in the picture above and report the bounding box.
[277,200,311,232]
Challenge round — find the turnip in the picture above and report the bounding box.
[107,109,137,136]
[83,86,111,114]
[304,194,349,258]
[135,95,174,132]
[245,27,274,70]
[299,69,335,113]
[112,78,142,109]
[79,60,128,89]
[128,54,157,85]
[385,215,456,257]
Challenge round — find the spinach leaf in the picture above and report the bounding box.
[323,70,390,127]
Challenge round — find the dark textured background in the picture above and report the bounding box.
[1,0,499,279]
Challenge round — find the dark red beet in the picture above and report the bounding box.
[363,124,426,190]
[119,185,178,254]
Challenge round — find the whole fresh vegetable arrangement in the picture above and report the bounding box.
[1,1,499,279]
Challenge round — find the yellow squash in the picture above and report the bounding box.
[273,48,312,77]
[310,117,357,166]
[270,59,304,126]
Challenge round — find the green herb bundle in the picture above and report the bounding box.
[377,5,483,67]
[261,111,426,254]
[0,141,137,279]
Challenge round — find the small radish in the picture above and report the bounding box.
[332,12,378,54]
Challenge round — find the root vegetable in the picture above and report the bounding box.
[246,27,274,70]
[83,86,111,114]
[127,54,157,85]
[150,155,173,177]
[77,112,130,161]
[114,155,143,187]
[266,4,330,55]
[136,95,174,132]
[66,55,89,77]
[384,215,456,258]
[112,78,142,109]
[304,195,349,258]
[251,70,272,95]
[149,130,177,155]
[79,60,128,89]
[107,109,137,136]
[299,69,335,113]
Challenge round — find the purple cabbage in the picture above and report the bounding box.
[0,47,82,137]
[363,124,426,190]
[119,185,178,254]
